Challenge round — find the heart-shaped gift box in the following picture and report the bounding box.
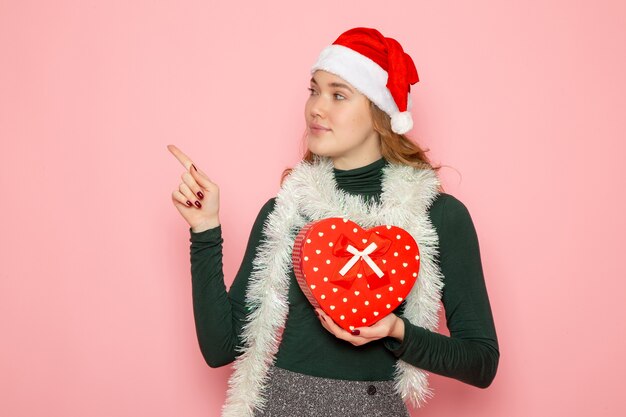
[292,217,420,331]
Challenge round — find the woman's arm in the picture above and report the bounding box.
[189,197,276,367]
[383,194,500,388]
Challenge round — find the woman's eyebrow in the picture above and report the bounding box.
[310,77,354,93]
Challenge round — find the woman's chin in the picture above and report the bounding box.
[307,143,325,156]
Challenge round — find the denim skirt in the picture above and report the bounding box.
[253,365,411,417]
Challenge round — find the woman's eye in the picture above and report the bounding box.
[307,87,318,95]
[334,93,345,100]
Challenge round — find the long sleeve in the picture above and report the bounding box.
[383,194,500,388]
[189,197,276,368]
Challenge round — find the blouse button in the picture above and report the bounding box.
[367,385,377,395]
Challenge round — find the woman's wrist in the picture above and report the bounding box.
[389,314,405,342]
[191,217,221,233]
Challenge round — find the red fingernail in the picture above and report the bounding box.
[192,164,198,172]
[197,191,204,199]
[194,201,202,208]
[186,201,193,207]
[351,329,360,335]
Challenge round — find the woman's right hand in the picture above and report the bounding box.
[167,144,221,233]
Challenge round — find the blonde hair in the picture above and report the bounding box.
[281,100,441,187]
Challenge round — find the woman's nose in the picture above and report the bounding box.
[309,96,327,118]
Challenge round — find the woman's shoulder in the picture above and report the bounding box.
[244,197,277,234]
[252,197,278,227]
[429,192,469,211]
[261,196,277,213]
[428,192,475,234]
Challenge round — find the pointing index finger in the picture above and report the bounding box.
[167,144,194,171]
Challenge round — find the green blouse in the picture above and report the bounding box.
[189,157,499,388]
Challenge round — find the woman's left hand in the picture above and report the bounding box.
[315,308,405,346]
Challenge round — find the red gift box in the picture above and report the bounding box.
[292,217,420,332]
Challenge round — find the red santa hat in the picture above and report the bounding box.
[311,27,419,135]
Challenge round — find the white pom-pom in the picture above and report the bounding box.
[391,111,413,134]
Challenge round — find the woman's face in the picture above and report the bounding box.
[305,70,381,169]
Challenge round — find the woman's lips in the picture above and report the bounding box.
[309,124,331,135]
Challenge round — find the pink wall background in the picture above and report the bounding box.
[1,1,625,416]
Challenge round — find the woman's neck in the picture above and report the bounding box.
[331,151,384,171]
[333,156,388,196]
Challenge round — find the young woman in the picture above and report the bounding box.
[169,27,499,417]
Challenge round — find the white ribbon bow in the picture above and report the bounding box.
[338,242,385,278]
